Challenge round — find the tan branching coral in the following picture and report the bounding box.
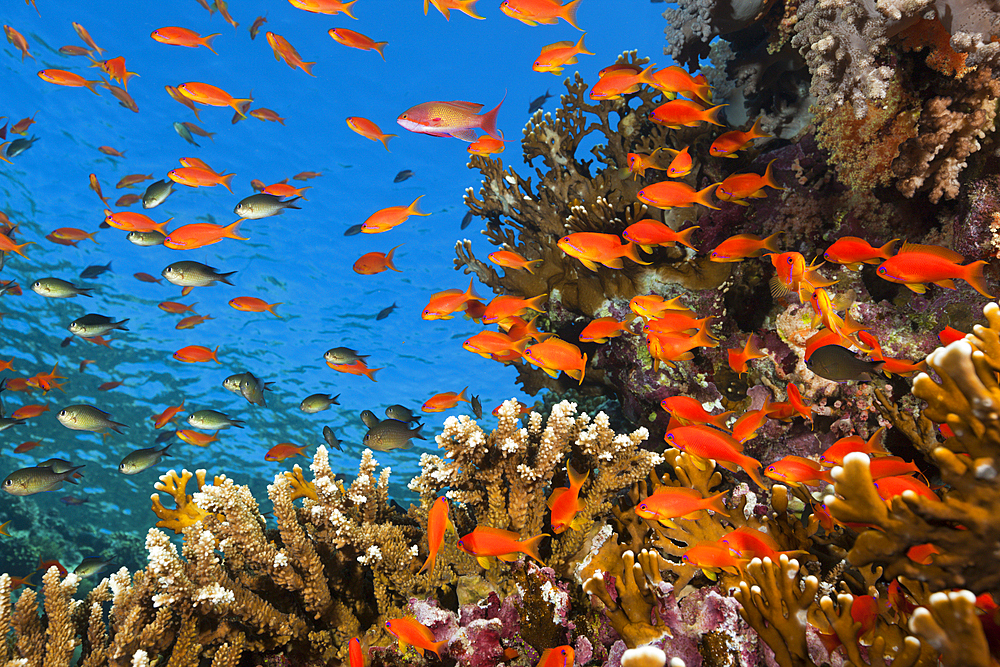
[734,556,817,667]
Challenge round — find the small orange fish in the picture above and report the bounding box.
[824,237,898,270]
[348,637,364,667]
[878,356,928,377]
[664,423,765,488]
[98,146,126,157]
[715,160,783,205]
[876,242,992,297]
[14,441,40,453]
[418,497,453,574]
[72,22,104,55]
[261,183,308,200]
[329,28,387,59]
[104,209,171,234]
[557,232,650,271]
[11,404,47,420]
[89,174,109,205]
[783,383,812,424]
[868,456,922,480]
[152,402,185,429]
[327,359,381,381]
[462,331,529,360]
[660,395,732,430]
[682,542,747,578]
[103,82,138,112]
[397,96,504,142]
[384,618,448,658]
[635,487,728,523]
[728,335,766,376]
[165,85,202,119]
[177,82,251,116]
[173,345,220,363]
[11,112,38,135]
[709,117,769,158]
[361,196,428,233]
[499,0,582,29]
[117,173,154,189]
[639,65,712,104]
[4,25,33,61]
[177,429,219,447]
[176,314,213,330]
[37,70,101,95]
[666,146,693,178]
[629,295,692,320]
[249,16,268,40]
[939,325,966,345]
[151,27,220,53]
[59,45,91,56]
[626,147,674,179]
[481,294,547,326]
[288,0,358,17]
[98,381,123,391]
[265,32,316,76]
[622,220,698,252]
[821,428,887,466]
[709,232,782,262]
[168,167,236,193]
[643,312,712,336]
[229,297,282,317]
[548,464,588,533]
[164,221,247,250]
[294,171,323,181]
[345,117,397,151]
[532,34,592,75]
[456,525,547,567]
[134,272,161,284]
[874,475,938,503]
[422,387,470,412]
[650,99,726,129]
[589,63,648,100]
[467,134,506,156]
[523,337,586,383]
[765,455,833,485]
[488,250,542,273]
[578,317,633,343]
[265,443,307,462]
[720,526,790,561]
[92,56,138,91]
[422,279,482,320]
[159,301,198,314]
[646,328,719,369]
[537,646,574,667]
[46,227,98,246]
[636,180,719,210]
[425,0,485,20]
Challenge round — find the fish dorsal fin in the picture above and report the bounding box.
[541,41,574,53]
[897,242,964,263]
[649,486,702,499]
[446,101,485,111]
[473,525,521,540]
[782,455,824,470]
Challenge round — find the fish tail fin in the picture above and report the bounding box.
[373,41,388,61]
[624,240,652,265]
[417,551,436,575]
[429,639,448,658]
[231,99,252,117]
[385,244,402,272]
[705,491,730,517]
[562,0,583,29]
[695,184,720,210]
[301,61,317,77]
[576,33,594,55]
[224,219,249,240]
[693,75,713,104]
[217,271,237,286]
[521,533,548,564]
[878,238,900,259]
[218,173,236,194]
[423,0,430,14]
[525,258,544,274]
[635,62,660,89]
[408,194,429,216]
[212,346,221,363]
[675,225,700,250]
[362,366,381,382]
[463,277,482,302]
[573,353,587,385]
[525,293,548,313]
[480,91,505,140]
[761,232,783,254]
[964,260,993,297]
[379,133,396,151]
[762,159,784,191]
[153,217,173,235]
[705,104,727,127]
[343,0,358,19]
[691,326,719,349]
[84,79,102,96]
[747,116,770,140]
[459,0,485,19]
[266,303,283,318]
[739,455,767,489]
[202,33,221,54]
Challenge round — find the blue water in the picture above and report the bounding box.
[0,0,667,552]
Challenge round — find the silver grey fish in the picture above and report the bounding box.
[79,261,112,279]
[119,444,172,475]
[57,404,126,433]
[233,194,301,220]
[460,211,473,229]
[126,230,166,246]
[0,417,25,431]
[32,277,93,298]
[240,373,267,407]
[162,261,235,288]
[384,404,418,423]
[187,409,245,430]
[807,345,885,383]
[142,179,175,208]
[344,224,363,236]
[68,313,129,338]
[471,394,483,419]
[376,303,397,320]
[6,135,38,158]
[363,419,424,451]
[393,169,414,183]
[360,409,380,428]
[300,393,340,413]
[324,347,367,365]
[37,458,81,474]
[322,426,342,451]
[74,557,111,578]
[528,90,553,114]
[173,122,200,147]
[2,463,83,496]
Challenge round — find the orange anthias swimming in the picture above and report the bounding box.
[346,117,397,151]
[37,70,101,95]
[557,232,650,271]
[481,294,547,325]
[103,209,171,234]
[664,423,766,489]
[488,250,542,274]
[824,236,898,270]
[229,297,282,317]
[422,279,482,320]
[397,96,504,142]
[288,0,358,17]
[548,464,588,533]
[264,443,307,462]
[650,99,726,129]
[524,337,587,383]
[634,487,729,524]
[456,525,547,568]
[177,82,251,116]
[709,117,770,158]
[384,618,448,658]
[424,0,485,21]
[168,167,236,193]
[151,27,220,53]
[532,34,592,75]
[622,220,699,252]
[876,242,992,297]
[715,160,783,205]
[578,317,633,343]
[328,28,388,59]
[354,245,402,274]
[265,32,316,76]
[422,387,470,412]
[361,196,429,233]
[173,345,220,364]
[164,221,246,250]
[499,0,582,29]
[418,497,453,574]
[637,181,719,211]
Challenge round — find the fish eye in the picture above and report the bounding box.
[877,266,886,274]
[400,113,407,119]
[785,256,794,264]
[59,410,66,416]
[638,503,646,510]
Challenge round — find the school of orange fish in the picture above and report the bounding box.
[1,0,994,663]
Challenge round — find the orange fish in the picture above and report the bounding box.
[11,112,38,135]
[482,294,547,326]
[152,402,185,430]
[345,117,396,150]
[249,108,285,124]
[488,250,542,273]
[58,45,91,57]
[0,359,13,372]
[288,0,358,17]
[664,423,765,488]
[11,404,47,420]
[639,65,712,103]
[636,181,719,210]
[499,0,582,29]
[868,456,922,480]
[823,236,898,270]
[578,317,633,343]
[878,356,928,377]
[418,497,453,574]
[589,63,654,100]
[728,335,766,375]
[424,0,485,20]
[939,325,966,345]
[524,337,586,383]
[115,194,140,207]
[650,99,726,129]
[88,174,108,206]
[327,360,381,381]
[353,245,402,274]
[4,26,33,61]
[635,487,728,524]
[537,646,574,667]
[874,475,938,503]
[548,465,588,533]
[328,28,387,59]
[261,182,309,199]
[176,314,213,330]
[92,56,138,91]
[215,0,239,30]
[384,618,448,658]
[151,27,220,53]
[98,381,123,391]
[348,637,364,667]
[629,295,691,320]
[177,429,219,447]
[177,82,251,116]
[765,455,833,485]
[682,542,747,578]
[643,312,712,336]
[134,273,161,284]
[173,345,220,363]
[720,526,793,561]
[265,32,316,76]
[709,232,782,262]
[876,242,992,297]
[98,146,126,157]
[666,146,694,178]
[456,525,547,567]
[116,173,154,188]
[361,196,428,233]
[422,279,482,320]
[715,160,783,205]
[422,387,470,412]
[821,428,887,466]
[72,22,104,55]
[37,70,101,95]
[709,117,769,158]
[164,221,247,250]
[178,156,214,170]
[778,382,812,424]
[168,167,236,193]
[622,220,698,252]
[645,328,718,369]
[104,209,171,234]
[502,315,551,342]
[463,331,529,360]
[229,297,282,317]
[532,34,592,75]
[660,395,732,430]
[626,147,673,179]
[467,134,506,156]
[265,443,307,462]
[13,441,39,453]
[159,301,198,314]
[557,232,650,271]
[0,231,33,259]
[397,96,504,142]
[493,400,530,417]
